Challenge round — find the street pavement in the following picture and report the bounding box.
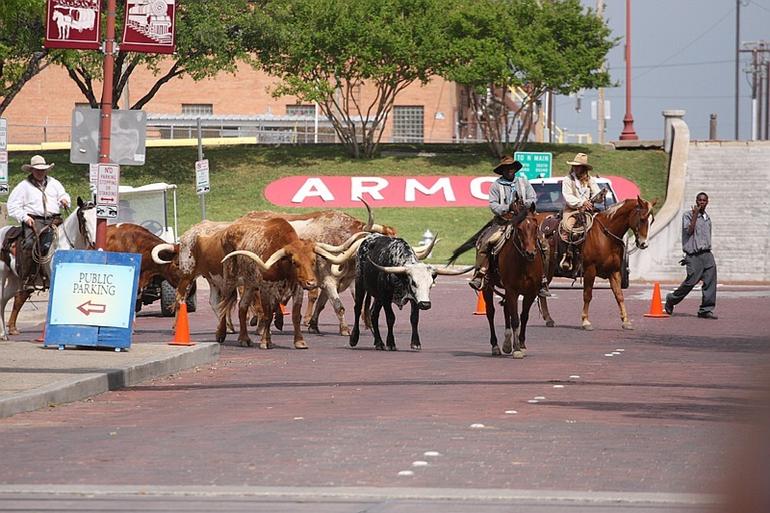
[0,277,768,512]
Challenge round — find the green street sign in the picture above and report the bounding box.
[514,151,552,179]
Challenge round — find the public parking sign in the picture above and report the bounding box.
[96,163,119,218]
[195,159,210,195]
[514,151,552,179]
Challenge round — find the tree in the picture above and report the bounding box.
[443,0,615,156]
[52,0,250,110]
[0,0,48,116]
[245,0,451,159]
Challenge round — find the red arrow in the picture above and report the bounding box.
[77,300,106,316]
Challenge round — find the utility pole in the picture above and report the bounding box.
[96,0,117,250]
[735,0,741,140]
[619,0,639,140]
[596,0,606,144]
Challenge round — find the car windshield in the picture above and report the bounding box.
[108,190,168,237]
[532,182,617,212]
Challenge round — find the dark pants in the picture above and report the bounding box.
[667,251,717,315]
[18,217,57,291]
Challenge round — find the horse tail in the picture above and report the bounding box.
[447,218,494,265]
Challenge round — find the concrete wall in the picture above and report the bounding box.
[630,119,770,282]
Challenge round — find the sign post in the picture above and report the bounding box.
[0,118,7,194]
[44,250,141,351]
[514,151,553,179]
[195,157,209,219]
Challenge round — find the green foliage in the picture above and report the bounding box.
[442,0,616,156]
[51,0,250,109]
[245,0,452,159]
[0,0,47,115]
[7,143,667,265]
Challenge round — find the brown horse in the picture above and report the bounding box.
[538,196,655,330]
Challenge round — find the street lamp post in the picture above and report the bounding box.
[619,0,639,140]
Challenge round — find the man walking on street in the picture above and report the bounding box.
[665,192,717,319]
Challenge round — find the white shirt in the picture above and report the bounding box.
[561,173,600,211]
[7,176,71,224]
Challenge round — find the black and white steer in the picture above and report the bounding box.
[349,234,472,351]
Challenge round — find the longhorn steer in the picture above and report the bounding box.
[244,208,397,336]
[218,216,362,349]
[349,234,472,351]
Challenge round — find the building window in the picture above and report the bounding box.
[181,103,213,116]
[393,106,424,143]
[286,104,315,117]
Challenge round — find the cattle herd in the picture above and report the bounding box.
[142,201,472,351]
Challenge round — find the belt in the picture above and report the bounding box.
[687,249,711,256]
[29,214,61,220]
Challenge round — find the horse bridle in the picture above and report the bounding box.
[509,216,536,261]
[67,204,96,250]
[596,203,654,249]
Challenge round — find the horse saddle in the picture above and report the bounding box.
[0,226,23,268]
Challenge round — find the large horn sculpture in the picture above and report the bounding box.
[315,237,365,264]
[221,248,287,272]
[151,243,176,264]
[315,231,367,253]
[434,265,475,275]
[360,197,374,231]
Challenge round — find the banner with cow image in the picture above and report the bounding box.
[45,0,101,50]
[121,0,176,54]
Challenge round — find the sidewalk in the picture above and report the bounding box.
[0,291,220,419]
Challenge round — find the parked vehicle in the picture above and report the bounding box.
[109,182,197,315]
[529,177,629,289]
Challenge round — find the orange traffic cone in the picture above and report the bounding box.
[644,282,670,318]
[169,302,195,345]
[473,293,487,315]
[35,323,46,343]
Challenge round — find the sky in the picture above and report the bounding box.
[554,0,770,142]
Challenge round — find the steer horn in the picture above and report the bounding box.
[367,257,408,275]
[413,235,441,260]
[315,231,367,253]
[151,243,176,264]
[360,197,374,231]
[435,265,475,275]
[315,237,364,264]
[221,248,287,272]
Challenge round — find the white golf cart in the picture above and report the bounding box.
[109,182,196,316]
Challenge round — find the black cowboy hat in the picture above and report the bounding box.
[493,155,523,175]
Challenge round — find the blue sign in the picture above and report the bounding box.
[45,250,141,351]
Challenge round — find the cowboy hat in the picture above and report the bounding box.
[22,155,55,172]
[566,152,593,170]
[493,155,524,175]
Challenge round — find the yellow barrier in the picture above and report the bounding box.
[7,136,259,153]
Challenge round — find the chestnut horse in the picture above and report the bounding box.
[449,203,542,358]
[538,196,655,330]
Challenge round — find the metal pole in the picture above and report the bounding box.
[735,0,741,140]
[96,0,116,250]
[596,0,606,144]
[619,0,638,140]
[765,60,770,139]
[709,113,717,140]
[752,48,758,140]
[197,117,206,220]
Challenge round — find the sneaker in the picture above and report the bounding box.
[697,311,718,320]
[664,294,674,315]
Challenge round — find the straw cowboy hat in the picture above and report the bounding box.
[493,155,524,175]
[22,155,55,172]
[566,152,593,170]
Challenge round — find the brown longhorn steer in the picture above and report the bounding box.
[218,216,362,349]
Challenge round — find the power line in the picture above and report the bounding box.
[630,59,734,70]
[749,0,770,13]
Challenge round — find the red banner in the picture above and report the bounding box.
[121,0,176,54]
[264,176,641,208]
[44,0,101,50]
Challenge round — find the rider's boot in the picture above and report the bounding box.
[469,250,489,291]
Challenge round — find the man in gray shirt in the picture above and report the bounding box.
[665,192,717,319]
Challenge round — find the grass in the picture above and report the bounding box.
[7,143,668,265]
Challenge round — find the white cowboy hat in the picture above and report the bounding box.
[565,152,593,170]
[22,155,55,172]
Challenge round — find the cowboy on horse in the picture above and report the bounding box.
[468,155,550,298]
[558,152,607,274]
[5,155,71,292]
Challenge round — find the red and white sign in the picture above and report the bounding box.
[44,0,101,50]
[96,164,120,218]
[264,176,641,208]
[121,0,176,54]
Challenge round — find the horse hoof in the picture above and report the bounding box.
[308,325,320,335]
[545,320,555,328]
[240,339,252,347]
[502,341,512,354]
[512,351,524,359]
[387,345,397,351]
[622,322,635,331]
[294,340,308,349]
[249,316,258,327]
[520,348,527,356]
[0,335,7,342]
[340,327,351,337]
[258,341,271,349]
[492,345,501,356]
[8,327,19,336]
[410,343,421,351]
[582,323,594,331]
[349,337,359,347]
[375,344,385,351]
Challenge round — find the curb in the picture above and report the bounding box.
[0,342,220,419]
